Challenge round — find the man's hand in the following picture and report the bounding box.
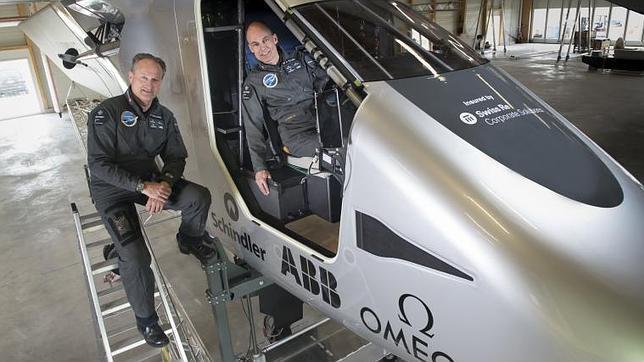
[145,197,165,214]
[142,181,172,202]
[255,170,271,196]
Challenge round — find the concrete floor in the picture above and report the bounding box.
[0,113,97,360]
[487,44,644,181]
[1,44,643,361]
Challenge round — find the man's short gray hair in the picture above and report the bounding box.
[131,53,166,77]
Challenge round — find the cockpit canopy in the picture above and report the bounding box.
[295,0,487,81]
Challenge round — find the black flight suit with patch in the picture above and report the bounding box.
[87,89,211,327]
[242,48,328,172]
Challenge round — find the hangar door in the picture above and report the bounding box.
[0,58,40,120]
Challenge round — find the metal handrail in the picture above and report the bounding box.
[71,203,114,362]
[139,219,189,362]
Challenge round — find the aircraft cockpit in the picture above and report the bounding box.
[202,0,354,257]
[201,0,487,258]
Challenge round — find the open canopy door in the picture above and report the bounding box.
[18,2,126,98]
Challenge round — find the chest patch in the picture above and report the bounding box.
[263,73,278,88]
[120,111,138,127]
[283,58,303,74]
[148,114,164,129]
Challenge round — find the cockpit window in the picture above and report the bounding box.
[296,0,487,81]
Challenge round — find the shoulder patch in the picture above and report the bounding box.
[242,85,253,100]
[93,108,105,125]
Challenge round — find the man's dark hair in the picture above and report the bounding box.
[131,53,166,77]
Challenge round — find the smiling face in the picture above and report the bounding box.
[128,58,164,111]
[246,22,280,66]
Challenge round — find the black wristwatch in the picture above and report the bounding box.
[135,179,145,193]
[160,172,175,187]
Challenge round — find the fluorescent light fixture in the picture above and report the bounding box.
[0,20,21,28]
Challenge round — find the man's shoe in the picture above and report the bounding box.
[268,326,292,343]
[178,241,215,263]
[202,232,216,246]
[138,323,169,348]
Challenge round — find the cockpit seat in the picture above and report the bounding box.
[286,155,316,171]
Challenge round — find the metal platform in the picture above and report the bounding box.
[263,318,391,362]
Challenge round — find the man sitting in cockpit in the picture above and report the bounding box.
[242,21,328,196]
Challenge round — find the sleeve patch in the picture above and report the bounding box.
[242,85,253,100]
[93,109,105,125]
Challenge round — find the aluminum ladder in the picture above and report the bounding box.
[70,203,211,362]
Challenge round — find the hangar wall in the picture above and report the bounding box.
[402,0,524,46]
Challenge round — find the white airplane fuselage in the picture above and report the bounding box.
[20,1,644,361]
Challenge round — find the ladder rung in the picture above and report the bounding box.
[110,325,172,357]
[102,306,133,320]
[86,237,112,249]
[97,283,123,298]
[136,347,168,362]
[107,323,136,339]
[204,25,242,32]
[80,212,100,223]
[216,126,242,135]
[102,291,160,317]
[82,219,104,231]
[101,295,130,317]
[111,336,145,357]
[91,258,118,275]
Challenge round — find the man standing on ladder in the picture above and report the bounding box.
[87,53,214,347]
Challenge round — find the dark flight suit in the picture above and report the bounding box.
[242,48,329,172]
[87,89,211,327]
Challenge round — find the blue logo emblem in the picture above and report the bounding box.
[120,111,138,127]
[263,73,278,88]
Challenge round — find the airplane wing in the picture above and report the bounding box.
[18,2,126,98]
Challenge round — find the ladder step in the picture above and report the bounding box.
[91,258,118,275]
[136,347,168,362]
[107,323,137,339]
[80,212,100,223]
[82,219,105,231]
[86,237,112,249]
[102,306,133,320]
[97,283,123,298]
[101,295,130,317]
[102,291,160,317]
[110,325,172,357]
